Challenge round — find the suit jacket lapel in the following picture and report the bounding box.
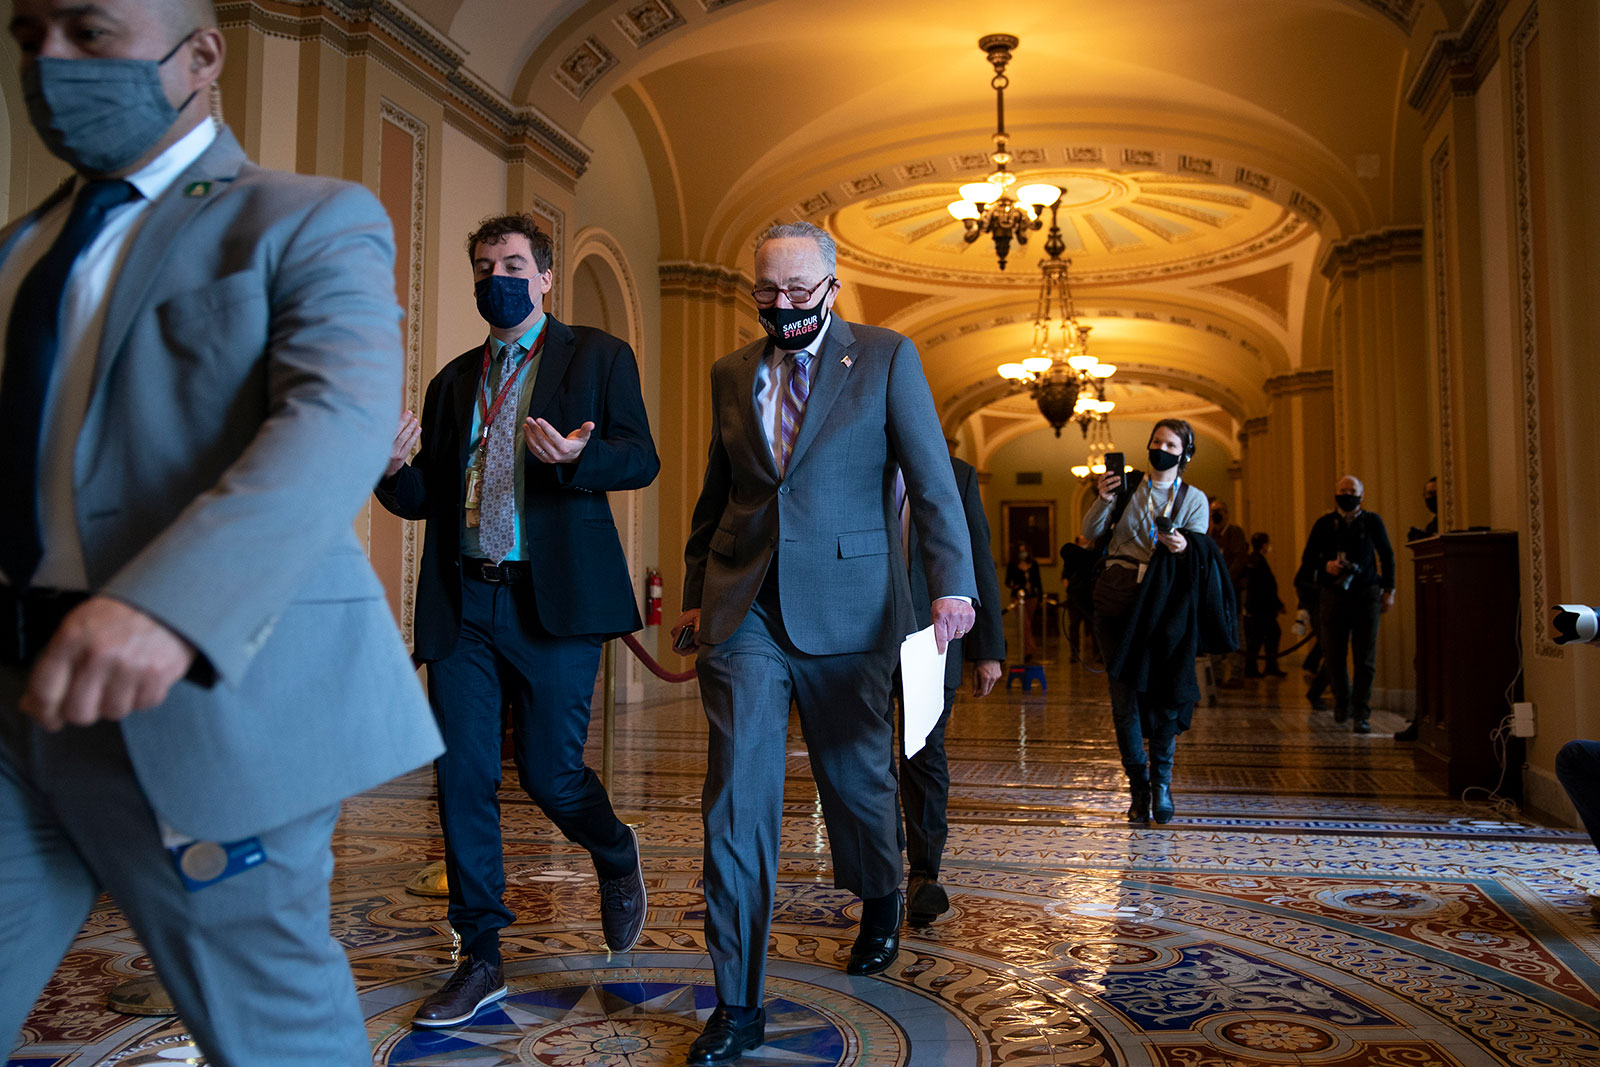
[734,343,780,483]
[524,315,573,424]
[92,128,249,400]
[784,315,855,475]
[450,350,481,469]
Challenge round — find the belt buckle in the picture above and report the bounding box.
[479,561,502,583]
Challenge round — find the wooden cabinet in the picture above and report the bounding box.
[1410,532,1522,800]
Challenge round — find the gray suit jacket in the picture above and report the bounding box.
[0,127,442,840]
[684,316,977,653]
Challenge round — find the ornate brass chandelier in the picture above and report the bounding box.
[947,34,1061,271]
[998,203,1116,437]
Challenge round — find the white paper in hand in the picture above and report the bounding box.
[899,624,948,759]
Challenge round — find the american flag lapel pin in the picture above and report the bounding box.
[841,354,853,369]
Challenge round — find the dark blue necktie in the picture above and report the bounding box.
[0,179,138,588]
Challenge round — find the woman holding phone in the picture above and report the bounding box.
[1081,419,1235,824]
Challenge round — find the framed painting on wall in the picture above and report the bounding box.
[1001,501,1056,566]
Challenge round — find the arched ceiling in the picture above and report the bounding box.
[408,0,1459,444]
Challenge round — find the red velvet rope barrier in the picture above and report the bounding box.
[621,633,697,683]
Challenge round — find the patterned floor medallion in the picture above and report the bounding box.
[373,970,884,1066]
[12,656,1600,1067]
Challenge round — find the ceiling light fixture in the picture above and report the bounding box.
[998,202,1116,437]
[947,34,1061,271]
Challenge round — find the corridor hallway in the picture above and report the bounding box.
[13,636,1600,1066]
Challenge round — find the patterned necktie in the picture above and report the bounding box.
[0,179,138,587]
[776,351,811,475]
[478,343,522,563]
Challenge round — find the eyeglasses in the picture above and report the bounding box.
[751,275,835,308]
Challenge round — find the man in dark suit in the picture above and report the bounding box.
[2,1,442,1061]
[375,214,658,1027]
[898,455,1006,926]
[674,221,977,1064]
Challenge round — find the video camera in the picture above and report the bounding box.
[1553,604,1600,645]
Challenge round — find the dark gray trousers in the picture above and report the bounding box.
[696,588,900,1008]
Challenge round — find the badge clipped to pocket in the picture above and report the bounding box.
[168,837,266,892]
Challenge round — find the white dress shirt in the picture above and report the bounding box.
[752,312,829,476]
[0,119,218,589]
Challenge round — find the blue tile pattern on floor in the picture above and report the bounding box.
[10,650,1600,1067]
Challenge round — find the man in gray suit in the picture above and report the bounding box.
[0,2,441,1063]
[674,221,978,1064]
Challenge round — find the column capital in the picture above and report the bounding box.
[1264,369,1334,398]
[659,261,753,302]
[1405,0,1506,128]
[1318,228,1425,281]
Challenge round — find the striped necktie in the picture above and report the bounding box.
[776,351,811,474]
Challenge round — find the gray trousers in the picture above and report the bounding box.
[696,587,900,1008]
[0,669,368,1066]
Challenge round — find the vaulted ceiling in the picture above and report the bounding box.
[402,0,1461,455]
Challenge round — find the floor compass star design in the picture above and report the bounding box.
[381,979,847,1066]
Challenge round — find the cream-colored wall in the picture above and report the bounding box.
[433,123,507,371]
[574,93,667,699]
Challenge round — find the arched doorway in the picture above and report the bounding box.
[569,232,648,704]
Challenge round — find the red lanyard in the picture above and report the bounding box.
[475,330,546,455]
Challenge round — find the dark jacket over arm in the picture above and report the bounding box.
[908,456,1006,689]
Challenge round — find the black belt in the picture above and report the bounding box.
[463,558,532,584]
[0,585,91,667]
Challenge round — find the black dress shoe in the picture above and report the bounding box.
[1126,783,1151,824]
[906,874,950,926]
[599,825,647,952]
[1353,719,1371,734]
[687,1006,765,1065]
[846,894,902,975]
[1152,783,1175,824]
[1394,720,1419,741]
[412,956,507,1028]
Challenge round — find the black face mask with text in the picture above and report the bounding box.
[758,304,827,350]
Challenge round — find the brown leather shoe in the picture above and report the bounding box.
[906,874,950,926]
[412,956,506,1028]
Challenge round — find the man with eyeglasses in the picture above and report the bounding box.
[674,221,978,1064]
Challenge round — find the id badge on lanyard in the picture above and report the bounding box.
[464,335,544,526]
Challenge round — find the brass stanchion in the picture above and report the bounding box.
[602,638,617,788]
[405,860,450,897]
[109,974,175,1016]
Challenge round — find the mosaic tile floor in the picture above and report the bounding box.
[11,646,1600,1066]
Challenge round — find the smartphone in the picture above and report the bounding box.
[1103,452,1125,491]
[672,625,698,653]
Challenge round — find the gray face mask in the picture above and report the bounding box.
[23,32,196,175]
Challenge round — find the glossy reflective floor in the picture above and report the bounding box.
[11,644,1600,1066]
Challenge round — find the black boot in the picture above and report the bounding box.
[1126,781,1151,824]
[1152,783,1175,824]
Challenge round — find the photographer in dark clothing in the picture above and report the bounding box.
[1240,532,1285,678]
[1298,475,1396,733]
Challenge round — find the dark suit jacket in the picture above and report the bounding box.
[375,316,658,661]
[907,457,1006,690]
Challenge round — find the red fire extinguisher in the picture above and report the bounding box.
[645,568,663,626]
